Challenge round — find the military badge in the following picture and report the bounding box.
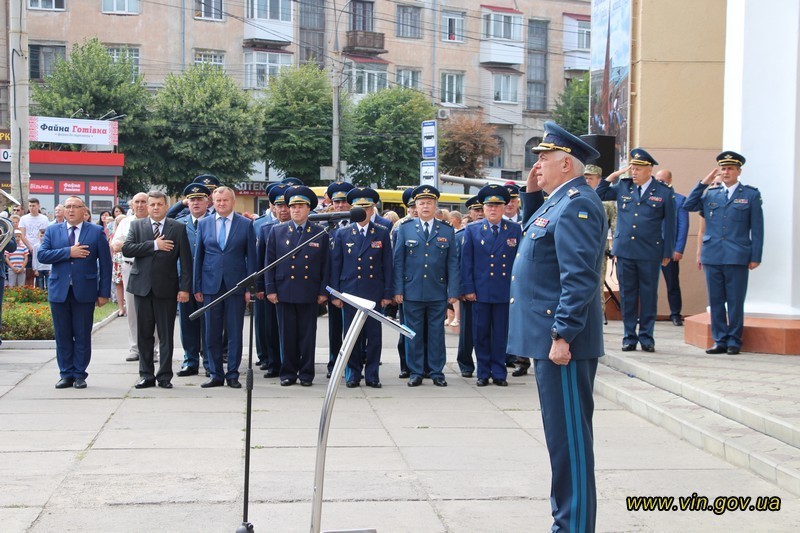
[309,242,320,247]
[734,198,749,204]
[533,217,549,228]
[371,241,382,248]
[346,242,355,247]
[506,238,517,247]
[567,188,579,197]
[437,237,448,242]
[577,211,589,219]
[648,196,663,203]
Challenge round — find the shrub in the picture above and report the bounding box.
[4,286,49,303]
[1,302,54,340]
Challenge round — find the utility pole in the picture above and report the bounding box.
[9,0,30,203]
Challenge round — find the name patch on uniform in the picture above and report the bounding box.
[506,238,517,247]
[437,237,448,242]
[578,211,589,219]
[734,198,749,204]
[308,242,320,248]
[371,241,382,248]
[533,217,549,228]
[648,196,663,203]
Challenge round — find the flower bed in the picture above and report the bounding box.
[2,286,54,340]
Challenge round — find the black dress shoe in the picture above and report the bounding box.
[177,367,198,377]
[407,376,422,387]
[226,379,242,389]
[727,346,741,355]
[493,379,508,387]
[433,378,447,387]
[55,378,75,389]
[280,379,296,386]
[259,362,269,371]
[73,379,87,389]
[135,378,156,389]
[365,381,382,389]
[125,354,139,362]
[476,378,489,387]
[300,380,313,387]
[205,371,211,377]
[705,344,728,354]
[505,362,516,368]
[621,344,637,352]
[671,316,684,326]
[263,371,279,378]
[326,371,332,378]
[346,381,359,388]
[200,378,225,388]
[511,367,527,377]
[157,380,173,389]
[641,344,655,353]
[399,370,411,379]
[461,371,473,378]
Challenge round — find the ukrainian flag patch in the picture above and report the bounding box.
[578,211,589,219]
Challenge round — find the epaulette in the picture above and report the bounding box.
[619,176,633,180]
[708,183,723,189]
[400,217,415,224]
[567,187,581,199]
[743,184,759,191]
[438,219,453,227]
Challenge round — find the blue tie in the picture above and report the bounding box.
[69,226,76,246]
[218,218,227,250]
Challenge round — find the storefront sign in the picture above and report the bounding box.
[29,117,119,146]
[90,181,115,195]
[30,180,55,194]
[60,181,86,194]
[234,181,271,196]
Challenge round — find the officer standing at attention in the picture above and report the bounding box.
[393,187,417,380]
[167,175,220,219]
[683,152,763,354]
[507,121,606,533]
[455,196,483,378]
[503,183,522,223]
[461,184,521,386]
[595,149,676,352]
[393,185,459,387]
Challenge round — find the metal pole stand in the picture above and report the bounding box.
[309,288,416,533]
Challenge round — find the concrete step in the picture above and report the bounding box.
[601,353,800,449]
[595,365,800,496]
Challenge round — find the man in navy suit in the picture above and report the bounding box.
[265,185,329,386]
[194,186,257,388]
[38,196,112,389]
[461,185,521,386]
[656,169,690,326]
[329,187,393,388]
[507,122,606,533]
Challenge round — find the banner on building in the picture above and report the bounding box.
[29,117,119,146]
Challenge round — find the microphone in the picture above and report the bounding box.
[308,207,367,224]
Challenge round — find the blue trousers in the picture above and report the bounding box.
[51,288,95,380]
[277,302,318,382]
[660,259,682,318]
[472,302,509,380]
[179,296,207,371]
[203,283,246,381]
[456,300,475,374]
[343,304,382,383]
[403,299,446,380]
[535,358,598,533]
[617,258,660,346]
[704,264,749,349]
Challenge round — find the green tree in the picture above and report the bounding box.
[152,63,263,195]
[260,64,334,184]
[346,87,436,189]
[31,38,157,196]
[439,112,500,189]
[551,74,590,136]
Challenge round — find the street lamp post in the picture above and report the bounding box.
[331,0,352,182]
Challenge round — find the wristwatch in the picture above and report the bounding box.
[551,327,561,341]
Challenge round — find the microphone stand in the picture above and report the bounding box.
[190,221,335,533]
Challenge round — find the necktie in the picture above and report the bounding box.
[361,227,367,239]
[492,225,499,238]
[638,185,644,199]
[424,222,430,240]
[69,226,76,246]
[218,218,227,250]
[294,224,303,246]
[193,218,198,230]
[153,221,161,240]
[726,188,731,201]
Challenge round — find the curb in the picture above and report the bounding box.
[1,313,118,350]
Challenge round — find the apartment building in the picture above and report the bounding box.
[1,0,591,177]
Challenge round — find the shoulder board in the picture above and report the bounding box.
[620,176,633,181]
[708,184,723,189]
[400,217,415,224]
[743,184,759,191]
[662,182,673,189]
[567,187,581,198]
[438,219,453,227]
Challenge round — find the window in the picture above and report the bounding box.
[299,0,325,67]
[107,47,141,76]
[441,11,464,42]
[351,1,373,32]
[487,136,504,168]
[244,51,291,89]
[29,44,66,79]
[483,13,523,41]
[577,20,591,50]
[525,137,541,168]
[350,64,387,95]
[493,74,518,103]
[397,6,421,39]
[195,0,222,20]
[29,0,64,9]
[527,20,548,111]
[195,50,225,67]
[440,72,464,105]
[246,0,290,21]
[102,0,139,14]
[397,69,420,89]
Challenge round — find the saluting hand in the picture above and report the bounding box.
[701,167,719,185]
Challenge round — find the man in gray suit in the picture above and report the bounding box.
[123,191,193,389]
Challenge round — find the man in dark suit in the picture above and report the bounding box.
[329,187,393,388]
[194,186,257,388]
[507,122,606,532]
[123,191,193,389]
[265,185,329,387]
[38,196,112,389]
[656,169,690,326]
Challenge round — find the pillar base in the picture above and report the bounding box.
[685,313,800,355]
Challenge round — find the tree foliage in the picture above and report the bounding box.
[260,64,334,184]
[439,113,500,182]
[346,87,436,189]
[552,74,590,136]
[152,63,263,195]
[31,38,156,196]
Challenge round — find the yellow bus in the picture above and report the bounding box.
[310,186,471,217]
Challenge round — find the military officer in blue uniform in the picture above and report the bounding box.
[393,187,417,379]
[455,195,483,378]
[393,185,459,387]
[683,151,764,355]
[167,174,220,219]
[176,183,211,377]
[265,185,329,386]
[330,187,393,387]
[503,183,522,223]
[595,148,676,351]
[462,185,521,386]
[507,121,606,533]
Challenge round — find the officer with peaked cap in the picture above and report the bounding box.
[167,174,221,219]
[392,186,419,379]
[683,151,763,355]
[595,148,676,352]
[507,120,606,533]
[461,184,521,386]
[454,195,483,378]
[503,183,522,223]
[281,176,304,187]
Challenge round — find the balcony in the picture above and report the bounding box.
[343,31,387,56]
[243,17,292,48]
[480,39,524,65]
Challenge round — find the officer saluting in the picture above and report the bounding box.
[595,148,676,352]
[461,184,521,386]
[683,151,764,355]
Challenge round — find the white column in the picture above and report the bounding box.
[723,0,800,317]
